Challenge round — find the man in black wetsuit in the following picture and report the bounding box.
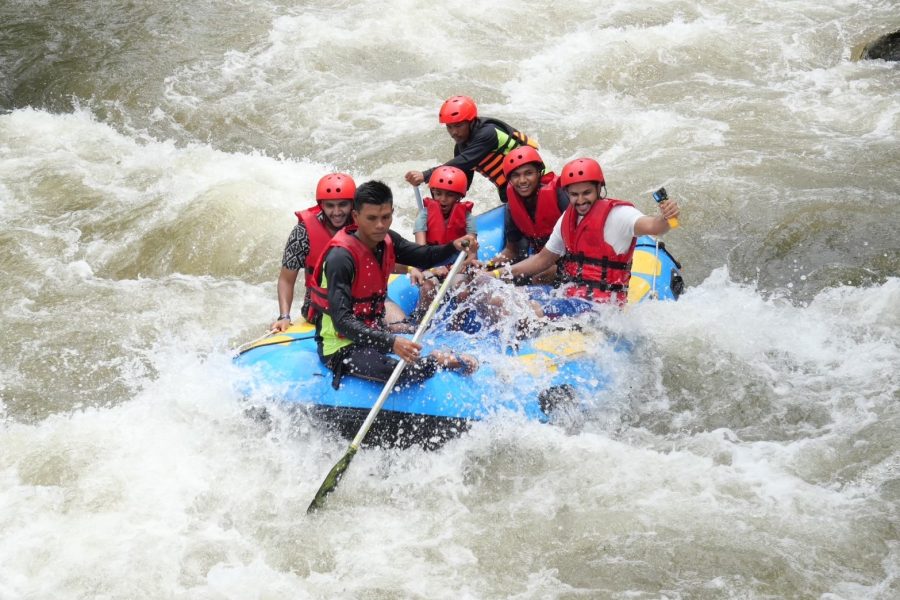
[404,95,538,203]
[308,180,479,389]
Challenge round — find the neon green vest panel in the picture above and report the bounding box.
[318,270,354,357]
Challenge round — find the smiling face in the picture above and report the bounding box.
[432,188,462,218]
[566,181,601,217]
[508,163,541,199]
[352,202,394,248]
[320,199,352,231]
[445,121,472,145]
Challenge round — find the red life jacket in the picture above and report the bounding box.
[295,207,334,289]
[424,198,473,245]
[559,199,636,304]
[307,227,396,325]
[473,117,538,189]
[505,172,563,252]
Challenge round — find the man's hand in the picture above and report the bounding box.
[658,199,680,221]
[407,267,427,286]
[452,234,478,256]
[405,171,425,186]
[469,256,507,272]
[392,336,422,362]
[271,317,291,332]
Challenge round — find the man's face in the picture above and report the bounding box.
[509,163,541,199]
[445,120,472,145]
[320,199,352,229]
[432,188,462,217]
[352,202,393,246]
[566,182,601,216]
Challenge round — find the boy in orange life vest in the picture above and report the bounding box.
[308,180,479,390]
[271,173,404,332]
[404,95,538,203]
[486,146,568,284]
[487,158,680,318]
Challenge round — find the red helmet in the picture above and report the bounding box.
[438,95,477,124]
[502,146,545,177]
[560,158,605,187]
[315,173,356,204]
[428,166,468,196]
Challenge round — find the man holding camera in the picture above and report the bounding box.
[487,157,680,317]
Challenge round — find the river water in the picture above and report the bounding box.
[1,1,898,598]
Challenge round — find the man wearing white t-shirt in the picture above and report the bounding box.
[487,157,679,317]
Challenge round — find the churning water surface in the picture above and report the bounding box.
[1,1,898,598]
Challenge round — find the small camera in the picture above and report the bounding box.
[653,187,668,203]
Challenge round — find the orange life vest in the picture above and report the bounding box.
[475,117,538,189]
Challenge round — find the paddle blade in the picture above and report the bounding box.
[307,446,358,513]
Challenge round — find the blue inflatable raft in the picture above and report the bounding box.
[235,205,682,447]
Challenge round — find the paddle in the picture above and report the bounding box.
[307,242,471,513]
[414,185,424,211]
[233,328,277,355]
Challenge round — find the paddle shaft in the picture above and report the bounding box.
[414,185,424,211]
[234,328,277,354]
[307,244,470,512]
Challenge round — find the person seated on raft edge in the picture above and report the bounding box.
[270,173,406,333]
[308,180,480,391]
[482,157,680,319]
[485,146,568,285]
[405,165,477,317]
[404,95,538,204]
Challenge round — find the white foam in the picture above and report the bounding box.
[1,0,898,596]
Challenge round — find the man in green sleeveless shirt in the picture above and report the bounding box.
[309,181,479,389]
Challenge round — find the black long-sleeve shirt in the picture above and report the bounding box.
[317,230,458,354]
[422,118,503,189]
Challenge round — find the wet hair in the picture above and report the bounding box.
[353,180,393,212]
